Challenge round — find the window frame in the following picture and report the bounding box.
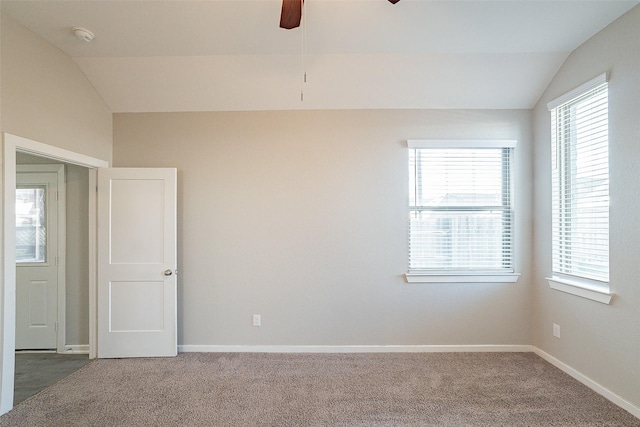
[405,139,520,284]
[546,72,613,304]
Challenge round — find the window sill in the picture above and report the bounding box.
[546,276,613,305]
[405,272,520,284]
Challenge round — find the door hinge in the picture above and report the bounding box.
[56,191,59,201]
[55,322,58,332]
[55,256,59,266]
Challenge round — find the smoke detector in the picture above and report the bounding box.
[73,27,95,42]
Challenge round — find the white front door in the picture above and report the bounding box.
[15,166,63,350]
[97,168,177,358]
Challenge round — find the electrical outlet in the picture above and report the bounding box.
[553,323,561,338]
[252,314,261,327]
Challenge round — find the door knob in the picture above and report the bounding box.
[164,269,173,276]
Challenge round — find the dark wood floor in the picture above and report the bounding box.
[13,352,90,405]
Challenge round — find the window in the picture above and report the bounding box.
[15,186,47,263]
[406,140,517,282]
[547,73,610,301]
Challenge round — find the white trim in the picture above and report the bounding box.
[1,133,109,414]
[547,72,608,111]
[10,134,109,169]
[62,345,90,354]
[533,348,640,419]
[547,277,613,304]
[55,166,67,355]
[406,273,520,283]
[16,164,67,353]
[407,139,517,149]
[178,344,533,353]
[88,170,98,360]
[0,138,17,414]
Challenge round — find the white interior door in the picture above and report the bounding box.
[97,168,177,358]
[15,168,62,350]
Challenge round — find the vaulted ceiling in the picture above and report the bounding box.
[3,0,638,112]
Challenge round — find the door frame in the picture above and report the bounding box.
[1,133,109,413]
[16,164,66,353]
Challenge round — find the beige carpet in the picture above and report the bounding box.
[0,352,638,426]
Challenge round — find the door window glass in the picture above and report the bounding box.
[16,187,47,263]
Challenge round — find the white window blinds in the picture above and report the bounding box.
[549,74,609,283]
[408,140,515,273]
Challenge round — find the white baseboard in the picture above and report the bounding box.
[178,344,534,354]
[62,345,89,354]
[533,348,640,419]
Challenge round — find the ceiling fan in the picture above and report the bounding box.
[280,0,401,30]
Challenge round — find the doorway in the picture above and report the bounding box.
[15,156,93,354]
[13,156,90,405]
[1,133,109,413]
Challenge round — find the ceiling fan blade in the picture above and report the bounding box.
[280,0,303,29]
[388,0,400,3]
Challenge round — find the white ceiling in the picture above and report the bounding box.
[3,0,638,112]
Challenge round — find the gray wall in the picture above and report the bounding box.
[532,6,640,410]
[1,14,112,162]
[113,109,533,348]
[64,165,90,346]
